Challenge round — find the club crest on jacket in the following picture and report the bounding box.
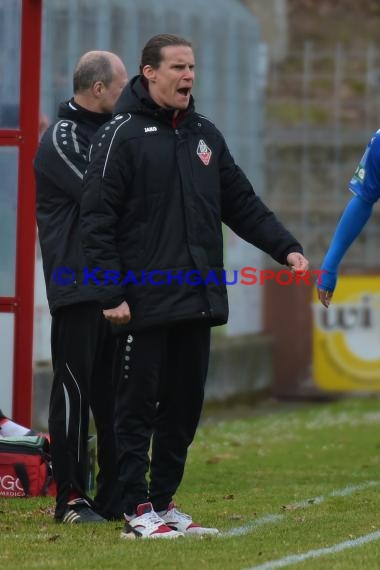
[196,139,212,166]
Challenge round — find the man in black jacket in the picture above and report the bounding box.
[81,35,308,539]
[34,50,128,523]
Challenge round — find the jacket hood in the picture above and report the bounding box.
[113,75,195,120]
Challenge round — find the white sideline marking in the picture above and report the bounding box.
[222,480,379,538]
[243,530,380,570]
[225,514,283,537]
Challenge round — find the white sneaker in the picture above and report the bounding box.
[159,502,219,536]
[120,502,183,539]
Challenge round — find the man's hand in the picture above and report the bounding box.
[317,288,334,308]
[103,301,131,324]
[316,273,336,309]
[286,252,309,273]
[316,268,337,309]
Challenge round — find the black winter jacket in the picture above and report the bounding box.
[34,99,112,313]
[81,76,303,331]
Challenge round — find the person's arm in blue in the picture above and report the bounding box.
[318,130,380,307]
[317,195,373,307]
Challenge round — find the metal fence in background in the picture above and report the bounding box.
[265,42,380,267]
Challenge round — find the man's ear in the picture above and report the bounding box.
[92,80,105,98]
[142,65,157,82]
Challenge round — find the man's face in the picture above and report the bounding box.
[100,58,128,113]
[146,45,195,111]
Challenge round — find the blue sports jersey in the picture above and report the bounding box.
[349,130,380,204]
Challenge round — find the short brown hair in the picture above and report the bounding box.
[140,34,192,73]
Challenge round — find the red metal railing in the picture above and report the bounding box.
[0,0,42,425]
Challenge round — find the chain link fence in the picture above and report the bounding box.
[265,42,380,268]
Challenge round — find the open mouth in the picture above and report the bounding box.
[177,87,190,96]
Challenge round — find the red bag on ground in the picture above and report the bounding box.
[0,435,55,497]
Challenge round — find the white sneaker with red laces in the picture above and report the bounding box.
[120,502,183,539]
[159,502,219,536]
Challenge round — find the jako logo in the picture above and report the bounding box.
[144,126,158,133]
[0,474,24,493]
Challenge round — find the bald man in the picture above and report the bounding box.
[34,51,128,523]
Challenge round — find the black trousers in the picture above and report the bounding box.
[49,302,121,520]
[113,321,211,515]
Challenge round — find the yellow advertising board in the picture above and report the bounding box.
[313,275,380,391]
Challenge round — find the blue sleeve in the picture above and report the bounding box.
[349,131,380,204]
[318,195,373,292]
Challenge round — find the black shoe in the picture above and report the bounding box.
[60,498,106,524]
